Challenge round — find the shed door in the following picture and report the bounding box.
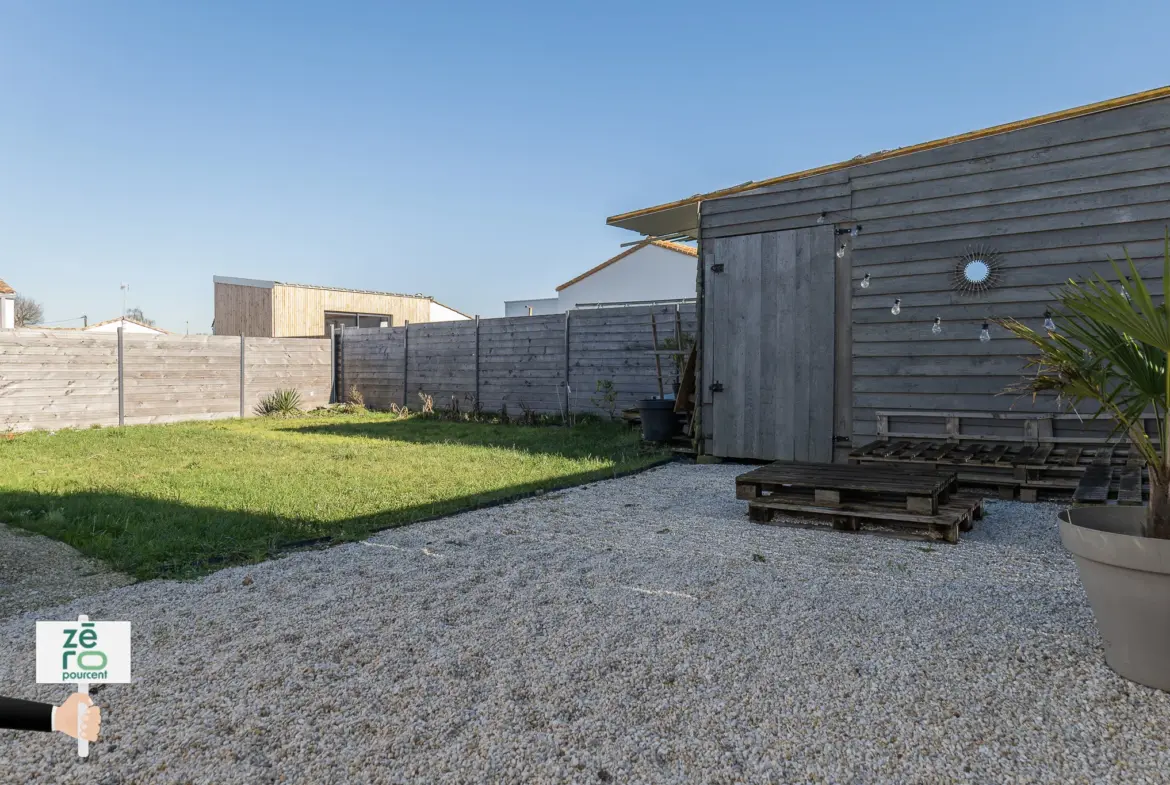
[707,227,836,461]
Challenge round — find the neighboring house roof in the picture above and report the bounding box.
[30,317,169,333]
[0,278,14,295]
[213,275,431,300]
[555,240,698,292]
[85,317,170,333]
[212,275,470,318]
[607,83,1170,237]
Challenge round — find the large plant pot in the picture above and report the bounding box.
[1059,506,1170,692]
[637,399,679,443]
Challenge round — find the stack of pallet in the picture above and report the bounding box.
[736,461,984,543]
[849,438,1149,504]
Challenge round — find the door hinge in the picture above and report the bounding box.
[709,382,724,392]
[711,263,725,273]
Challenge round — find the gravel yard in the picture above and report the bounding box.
[2,462,1168,784]
[0,523,132,619]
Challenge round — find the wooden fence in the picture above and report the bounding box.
[0,330,331,432]
[338,304,698,416]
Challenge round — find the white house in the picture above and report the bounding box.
[503,240,697,315]
[503,297,560,317]
[83,317,169,334]
[0,278,13,329]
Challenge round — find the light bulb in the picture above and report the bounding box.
[860,273,871,289]
[891,299,901,316]
[836,244,846,259]
[979,322,991,342]
[1043,310,1056,331]
[817,212,827,224]
[931,317,942,335]
[1122,289,1132,302]
[850,226,860,237]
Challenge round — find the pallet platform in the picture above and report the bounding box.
[736,461,958,514]
[849,438,1148,502]
[747,493,985,544]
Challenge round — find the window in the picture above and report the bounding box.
[324,311,392,334]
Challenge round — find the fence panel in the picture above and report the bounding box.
[0,331,120,431]
[337,305,698,418]
[0,330,331,432]
[406,321,477,411]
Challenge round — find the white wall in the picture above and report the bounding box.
[504,297,560,317]
[0,295,12,329]
[557,243,697,310]
[428,301,472,322]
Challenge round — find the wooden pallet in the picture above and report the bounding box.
[747,493,985,544]
[736,461,958,514]
[1072,461,1148,505]
[849,438,1145,501]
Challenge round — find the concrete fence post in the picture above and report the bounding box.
[329,323,337,404]
[402,321,410,409]
[473,315,480,410]
[563,310,571,422]
[239,334,246,418]
[117,326,125,426]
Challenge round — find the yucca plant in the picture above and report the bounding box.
[255,388,303,417]
[996,233,1170,539]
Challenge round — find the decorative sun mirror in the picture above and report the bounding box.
[952,245,1002,294]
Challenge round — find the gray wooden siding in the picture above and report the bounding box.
[0,331,330,431]
[338,306,697,417]
[699,95,1170,449]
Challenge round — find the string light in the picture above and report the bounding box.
[932,316,942,335]
[850,225,862,237]
[891,298,901,316]
[836,243,846,259]
[817,212,827,224]
[979,322,991,342]
[860,273,871,289]
[1044,310,1056,331]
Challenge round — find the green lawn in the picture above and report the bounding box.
[0,414,666,580]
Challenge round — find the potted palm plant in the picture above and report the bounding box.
[997,234,1170,692]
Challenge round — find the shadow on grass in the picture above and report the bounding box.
[0,457,670,582]
[290,417,652,461]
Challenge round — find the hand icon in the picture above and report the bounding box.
[53,693,100,742]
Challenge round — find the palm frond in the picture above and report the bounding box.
[992,230,1170,479]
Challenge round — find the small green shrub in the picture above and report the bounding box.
[591,379,619,420]
[255,388,303,417]
[347,385,365,410]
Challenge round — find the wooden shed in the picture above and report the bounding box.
[607,85,1170,461]
[213,276,470,338]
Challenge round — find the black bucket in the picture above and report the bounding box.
[638,398,678,442]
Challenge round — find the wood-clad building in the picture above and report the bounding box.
[607,85,1170,461]
[213,276,470,338]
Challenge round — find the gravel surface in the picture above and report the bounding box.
[1,462,1168,784]
[0,523,133,619]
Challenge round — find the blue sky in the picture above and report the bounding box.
[1,1,1167,331]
